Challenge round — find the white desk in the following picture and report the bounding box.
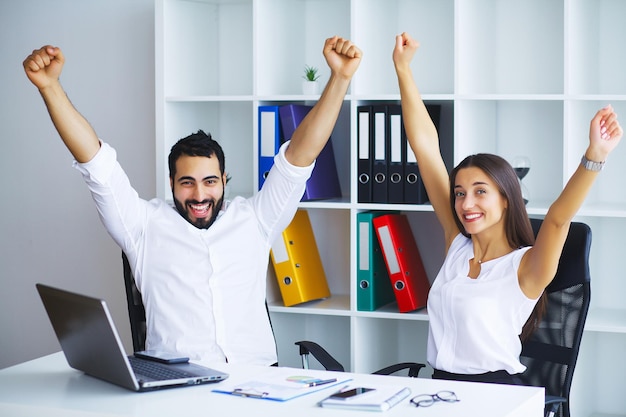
[0,352,543,416]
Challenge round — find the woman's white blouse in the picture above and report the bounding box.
[427,234,537,375]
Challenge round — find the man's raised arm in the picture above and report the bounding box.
[23,45,100,163]
[284,36,362,167]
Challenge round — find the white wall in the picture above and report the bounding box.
[0,0,155,369]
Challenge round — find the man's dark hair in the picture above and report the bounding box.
[168,130,226,181]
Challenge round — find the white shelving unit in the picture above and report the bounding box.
[156,1,626,416]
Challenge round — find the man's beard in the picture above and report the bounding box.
[173,195,224,229]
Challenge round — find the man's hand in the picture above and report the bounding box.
[23,45,64,90]
[323,36,362,80]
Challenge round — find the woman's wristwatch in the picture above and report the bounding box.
[581,154,605,172]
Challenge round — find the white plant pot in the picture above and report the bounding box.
[302,80,319,95]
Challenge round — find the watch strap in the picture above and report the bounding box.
[581,154,605,172]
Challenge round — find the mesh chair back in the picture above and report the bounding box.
[122,252,147,352]
[520,220,592,417]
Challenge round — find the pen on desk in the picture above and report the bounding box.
[307,378,337,387]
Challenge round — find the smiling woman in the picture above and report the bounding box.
[392,31,623,386]
[450,154,529,251]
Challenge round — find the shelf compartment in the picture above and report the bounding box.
[352,317,429,374]
[266,208,350,310]
[257,100,352,201]
[350,99,454,207]
[158,100,254,200]
[160,0,253,97]
[269,312,351,370]
[567,100,626,211]
[577,216,626,315]
[568,0,626,95]
[255,0,351,96]
[352,0,454,96]
[455,99,564,207]
[457,0,564,95]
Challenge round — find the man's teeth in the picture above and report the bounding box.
[191,203,210,212]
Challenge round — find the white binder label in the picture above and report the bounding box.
[374,112,385,160]
[260,111,276,157]
[359,111,369,159]
[359,222,370,271]
[271,236,289,264]
[406,139,417,163]
[390,114,401,163]
[377,225,400,274]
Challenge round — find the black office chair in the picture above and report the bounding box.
[520,219,592,417]
[295,340,425,377]
[122,252,147,352]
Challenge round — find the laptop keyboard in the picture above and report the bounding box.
[128,356,195,381]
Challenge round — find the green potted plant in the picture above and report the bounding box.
[302,65,320,82]
[302,65,320,95]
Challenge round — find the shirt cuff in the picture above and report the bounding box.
[72,141,117,185]
[273,140,315,181]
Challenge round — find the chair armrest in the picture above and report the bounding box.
[544,395,566,417]
[294,341,345,372]
[372,362,425,378]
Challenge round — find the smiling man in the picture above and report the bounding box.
[168,131,227,229]
[23,36,362,366]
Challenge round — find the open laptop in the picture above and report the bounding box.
[36,283,228,391]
